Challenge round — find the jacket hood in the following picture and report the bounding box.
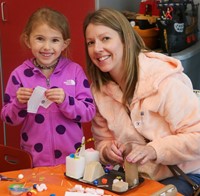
[134,52,184,101]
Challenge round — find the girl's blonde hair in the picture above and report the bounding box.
[21,7,71,56]
[83,8,148,104]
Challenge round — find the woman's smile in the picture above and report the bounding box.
[98,55,110,62]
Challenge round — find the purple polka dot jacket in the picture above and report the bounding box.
[1,57,96,167]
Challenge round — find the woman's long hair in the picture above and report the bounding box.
[83,8,148,104]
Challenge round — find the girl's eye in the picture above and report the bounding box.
[36,37,44,41]
[52,38,60,43]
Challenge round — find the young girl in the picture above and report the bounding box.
[1,7,96,167]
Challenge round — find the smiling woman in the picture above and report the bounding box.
[83,8,200,196]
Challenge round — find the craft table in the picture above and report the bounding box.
[0,164,183,196]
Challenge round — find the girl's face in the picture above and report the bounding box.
[85,24,124,78]
[26,23,70,67]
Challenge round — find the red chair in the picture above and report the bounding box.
[0,144,33,172]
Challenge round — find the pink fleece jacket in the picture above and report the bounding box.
[91,52,200,180]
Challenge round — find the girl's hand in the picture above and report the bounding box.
[104,140,126,165]
[126,144,157,165]
[45,88,66,104]
[16,87,33,104]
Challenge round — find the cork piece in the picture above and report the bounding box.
[124,160,139,187]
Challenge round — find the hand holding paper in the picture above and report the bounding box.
[27,86,53,113]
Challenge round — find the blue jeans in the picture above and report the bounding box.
[159,174,200,196]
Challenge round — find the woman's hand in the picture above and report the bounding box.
[16,87,33,104]
[45,88,66,104]
[126,144,157,165]
[104,140,126,165]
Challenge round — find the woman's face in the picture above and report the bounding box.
[85,24,124,77]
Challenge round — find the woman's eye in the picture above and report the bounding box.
[87,41,94,46]
[103,37,110,41]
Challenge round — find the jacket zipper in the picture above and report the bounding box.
[46,77,54,164]
[46,78,50,87]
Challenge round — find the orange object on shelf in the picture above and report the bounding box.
[133,26,160,49]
